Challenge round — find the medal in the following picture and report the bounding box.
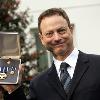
[0,66,7,80]
[0,59,17,80]
[9,66,16,75]
[0,73,7,80]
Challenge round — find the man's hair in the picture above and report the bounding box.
[38,8,71,34]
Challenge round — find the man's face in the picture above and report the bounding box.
[39,15,74,60]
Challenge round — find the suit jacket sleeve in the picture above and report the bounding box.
[4,86,27,100]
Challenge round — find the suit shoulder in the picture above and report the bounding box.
[87,53,100,60]
[79,51,100,63]
[80,51,100,59]
[30,67,50,85]
[83,52,100,64]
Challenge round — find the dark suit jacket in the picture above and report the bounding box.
[4,51,100,100]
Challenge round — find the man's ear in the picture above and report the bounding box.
[39,33,42,39]
[70,24,74,34]
[39,33,44,45]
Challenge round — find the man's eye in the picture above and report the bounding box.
[57,28,67,34]
[45,32,53,37]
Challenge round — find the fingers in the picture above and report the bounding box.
[1,85,13,92]
[1,84,20,94]
[18,64,25,84]
[19,64,25,73]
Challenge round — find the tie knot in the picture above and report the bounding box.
[60,62,70,72]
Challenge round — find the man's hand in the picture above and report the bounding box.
[1,84,19,94]
[1,64,24,94]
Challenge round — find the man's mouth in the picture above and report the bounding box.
[54,43,64,47]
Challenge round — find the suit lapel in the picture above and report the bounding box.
[68,51,89,99]
[47,63,67,100]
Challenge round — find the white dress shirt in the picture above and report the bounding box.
[53,48,79,79]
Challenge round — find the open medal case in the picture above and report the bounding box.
[0,32,21,84]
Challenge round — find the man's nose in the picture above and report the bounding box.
[53,32,61,40]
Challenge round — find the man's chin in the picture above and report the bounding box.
[53,49,66,56]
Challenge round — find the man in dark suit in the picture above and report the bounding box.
[2,8,100,100]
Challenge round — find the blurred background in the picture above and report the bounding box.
[0,0,100,99]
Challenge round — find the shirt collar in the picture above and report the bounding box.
[64,48,79,69]
[53,48,79,77]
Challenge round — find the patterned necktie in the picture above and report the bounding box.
[60,62,71,93]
